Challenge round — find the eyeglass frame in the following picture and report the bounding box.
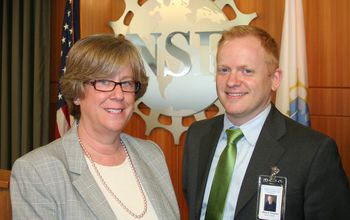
[87,79,141,93]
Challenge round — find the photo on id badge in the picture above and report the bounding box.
[257,184,282,220]
[257,168,286,220]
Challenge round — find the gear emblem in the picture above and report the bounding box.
[110,0,256,144]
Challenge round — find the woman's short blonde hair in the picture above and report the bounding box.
[217,25,279,72]
[60,34,148,119]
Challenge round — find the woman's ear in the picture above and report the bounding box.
[73,98,80,105]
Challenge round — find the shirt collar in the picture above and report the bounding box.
[223,104,271,146]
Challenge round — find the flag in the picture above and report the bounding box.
[55,0,80,138]
[275,0,310,127]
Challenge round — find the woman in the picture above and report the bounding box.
[10,35,180,220]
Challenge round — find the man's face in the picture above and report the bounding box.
[267,195,273,203]
[216,36,281,125]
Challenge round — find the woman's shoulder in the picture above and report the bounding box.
[120,133,163,155]
[12,138,67,170]
[20,138,62,157]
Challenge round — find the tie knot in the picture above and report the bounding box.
[226,128,244,145]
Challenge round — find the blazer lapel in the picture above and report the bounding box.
[128,149,163,218]
[195,116,224,218]
[72,167,117,219]
[62,125,116,219]
[122,135,177,220]
[235,106,287,217]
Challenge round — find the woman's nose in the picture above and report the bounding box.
[109,84,125,100]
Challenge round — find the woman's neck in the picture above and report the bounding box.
[77,123,126,166]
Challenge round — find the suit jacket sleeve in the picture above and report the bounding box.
[303,136,350,219]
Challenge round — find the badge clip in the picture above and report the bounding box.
[269,166,280,182]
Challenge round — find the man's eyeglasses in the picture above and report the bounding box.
[88,79,141,93]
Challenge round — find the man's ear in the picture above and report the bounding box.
[271,68,282,92]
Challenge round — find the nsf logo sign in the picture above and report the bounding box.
[110,0,256,143]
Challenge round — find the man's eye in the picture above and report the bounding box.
[241,68,254,75]
[217,67,231,74]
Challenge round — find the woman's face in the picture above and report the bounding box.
[78,65,136,137]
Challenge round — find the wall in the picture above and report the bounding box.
[50,1,350,219]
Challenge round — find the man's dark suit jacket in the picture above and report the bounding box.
[183,105,350,220]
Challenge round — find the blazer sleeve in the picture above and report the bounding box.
[304,137,350,219]
[10,158,56,219]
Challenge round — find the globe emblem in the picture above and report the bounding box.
[110,0,256,143]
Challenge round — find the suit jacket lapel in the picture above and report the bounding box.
[235,106,287,217]
[195,116,224,218]
[62,125,116,219]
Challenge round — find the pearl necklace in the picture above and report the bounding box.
[78,138,148,218]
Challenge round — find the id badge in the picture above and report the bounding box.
[256,166,287,220]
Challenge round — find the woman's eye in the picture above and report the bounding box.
[121,81,132,87]
[99,80,111,85]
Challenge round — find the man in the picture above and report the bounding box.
[182,25,350,220]
[264,195,276,212]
